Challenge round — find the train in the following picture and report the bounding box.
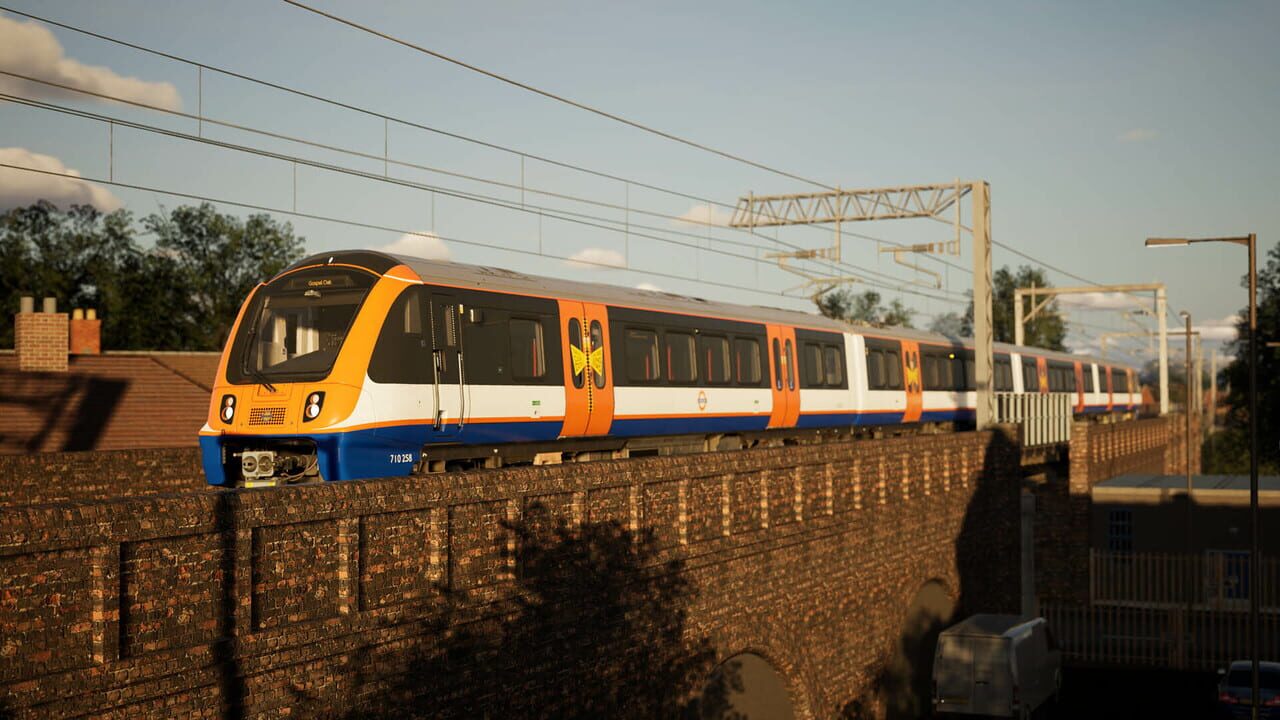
[200,250,1141,487]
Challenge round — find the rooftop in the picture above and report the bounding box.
[0,351,219,454]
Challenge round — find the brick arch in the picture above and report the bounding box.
[705,642,815,720]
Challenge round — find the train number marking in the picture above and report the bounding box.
[389,453,415,464]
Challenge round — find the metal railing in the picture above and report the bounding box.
[1042,551,1280,670]
[995,392,1073,446]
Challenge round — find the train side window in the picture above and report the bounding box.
[922,354,938,390]
[993,357,1013,392]
[665,331,697,383]
[866,349,885,390]
[1084,365,1095,393]
[589,321,606,389]
[1022,358,1038,392]
[700,334,731,385]
[823,345,843,386]
[950,353,965,391]
[963,350,976,391]
[885,350,903,390]
[625,328,660,382]
[369,286,431,384]
[568,318,584,389]
[509,318,546,380]
[772,338,783,390]
[802,342,824,388]
[734,337,762,385]
[784,339,795,391]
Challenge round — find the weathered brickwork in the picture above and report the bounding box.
[1036,415,1201,603]
[0,430,1021,719]
[0,448,204,506]
[14,312,68,372]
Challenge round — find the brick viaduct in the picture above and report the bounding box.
[0,417,1192,719]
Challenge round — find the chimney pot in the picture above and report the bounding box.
[42,297,56,314]
[72,308,85,320]
[19,296,34,314]
[86,308,97,320]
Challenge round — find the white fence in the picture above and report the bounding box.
[995,392,1073,446]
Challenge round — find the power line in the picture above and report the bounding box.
[0,76,970,304]
[0,161,818,303]
[0,5,957,289]
[280,0,836,191]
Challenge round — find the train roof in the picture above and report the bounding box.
[283,250,1136,371]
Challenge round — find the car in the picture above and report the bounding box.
[1217,660,1280,718]
[933,615,1061,719]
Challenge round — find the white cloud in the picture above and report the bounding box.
[0,14,181,111]
[635,282,662,292]
[0,147,121,210]
[674,203,732,227]
[1194,315,1240,342]
[565,247,625,269]
[380,230,450,260]
[1118,128,1158,143]
[1058,292,1142,310]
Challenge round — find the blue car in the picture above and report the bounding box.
[1218,661,1280,718]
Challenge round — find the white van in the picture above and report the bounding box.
[932,615,1061,719]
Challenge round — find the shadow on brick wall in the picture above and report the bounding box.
[289,502,745,719]
[840,429,1021,720]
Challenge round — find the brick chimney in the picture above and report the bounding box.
[70,307,102,355]
[15,296,68,372]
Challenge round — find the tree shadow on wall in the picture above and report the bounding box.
[292,503,746,720]
[840,429,1022,719]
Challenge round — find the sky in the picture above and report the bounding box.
[0,0,1276,364]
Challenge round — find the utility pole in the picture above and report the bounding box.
[1209,350,1218,434]
[1013,283,1169,415]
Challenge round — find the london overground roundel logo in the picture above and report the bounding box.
[697,390,708,411]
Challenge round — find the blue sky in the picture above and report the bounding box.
[1,0,1276,361]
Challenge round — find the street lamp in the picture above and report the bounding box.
[1146,234,1259,720]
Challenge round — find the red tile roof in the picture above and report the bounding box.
[0,352,220,454]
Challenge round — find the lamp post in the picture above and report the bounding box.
[1146,234,1258,720]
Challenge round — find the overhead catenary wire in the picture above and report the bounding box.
[0,75,967,304]
[280,0,837,192]
[0,5,966,285]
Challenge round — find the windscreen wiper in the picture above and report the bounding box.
[249,368,277,393]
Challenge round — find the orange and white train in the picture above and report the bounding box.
[200,250,1141,486]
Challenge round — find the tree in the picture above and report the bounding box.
[1216,241,1280,472]
[1,201,305,351]
[815,288,915,328]
[962,265,1068,350]
[143,203,305,349]
[928,312,967,337]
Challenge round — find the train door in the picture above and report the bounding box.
[1073,362,1085,412]
[1104,366,1114,411]
[900,340,923,423]
[1035,357,1049,393]
[427,290,465,437]
[765,325,800,428]
[557,300,614,437]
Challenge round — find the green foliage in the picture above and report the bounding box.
[927,311,967,337]
[962,265,1068,350]
[1202,428,1280,476]
[1220,241,1280,470]
[0,201,304,351]
[815,288,915,328]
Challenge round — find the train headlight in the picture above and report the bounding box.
[220,394,236,423]
[242,455,257,474]
[303,391,325,422]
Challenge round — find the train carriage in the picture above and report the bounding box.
[200,250,1141,487]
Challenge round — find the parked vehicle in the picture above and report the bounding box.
[932,614,1061,719]
[1217,660,1280,718]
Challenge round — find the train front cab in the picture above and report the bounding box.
[199,258,413,486]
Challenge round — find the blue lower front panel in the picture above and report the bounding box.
[202,419,563,486]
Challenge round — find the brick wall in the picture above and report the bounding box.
[14,313,67,372]
[0,430,1021,719]
[0,448,203,506]
[68,318,101,355]
[1036,415,1201,603]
